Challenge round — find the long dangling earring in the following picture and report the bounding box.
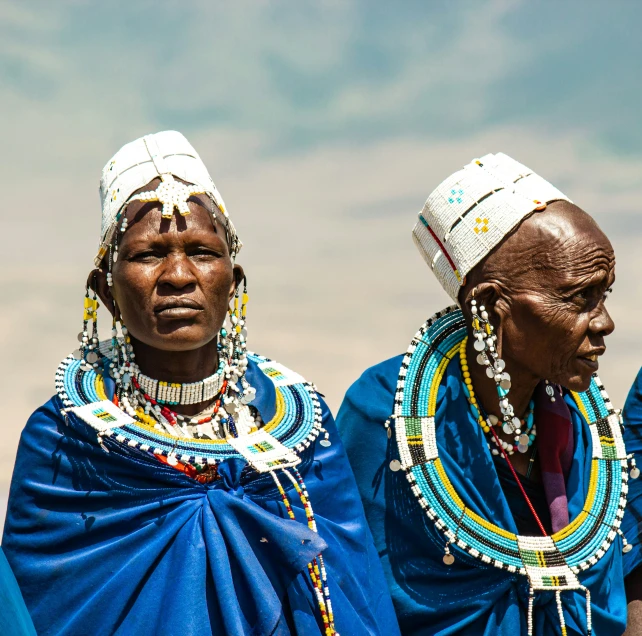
[470,295,518,434]
[79,284,100,371]
[219,277,254,437]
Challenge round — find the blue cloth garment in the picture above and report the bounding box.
[337,354,641,635]
[0,547,36,636]
[2,358,399,636]
[622,367,642,577]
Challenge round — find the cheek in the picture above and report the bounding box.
[503,303,578,366]
[205,270,234,308]
[112,267,156,316]
[545,307,588,354]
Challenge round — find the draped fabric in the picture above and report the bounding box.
[337,354,639,635]
[0,548,36,636]
[532,382,574,533]
[2,358,399,636]
[622,367,642,578]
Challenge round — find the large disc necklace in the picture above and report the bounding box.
[391,306,630,635]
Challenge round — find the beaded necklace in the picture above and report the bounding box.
[390,306,631,636]
[459,337,536,456]
[135,365,225,406]
[56,349,337,635]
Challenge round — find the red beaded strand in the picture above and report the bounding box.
[270,471,337,636]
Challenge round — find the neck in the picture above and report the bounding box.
[129,337,221,417]
[130,336,219,384]
[465,337,539,421]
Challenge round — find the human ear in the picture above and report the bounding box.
[230,264,245,302]
[88,269,117,318]
[465,282,508,358]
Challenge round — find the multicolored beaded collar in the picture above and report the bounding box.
[55,349,324,472]
[390,306,629,635]
[55,347,338,634]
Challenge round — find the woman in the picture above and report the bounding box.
[2,131,399,636]
[337,153,642,635]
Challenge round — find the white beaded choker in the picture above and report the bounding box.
[135,370,224,406]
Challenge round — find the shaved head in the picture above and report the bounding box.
[460,200,615,392]
[462,201,613,299]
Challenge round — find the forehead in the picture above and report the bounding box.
[121,195,222,243]
[121,174,224,235]
[529,203,614,269]
[480,201,615,292]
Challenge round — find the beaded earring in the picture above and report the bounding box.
[78,285,100,371]
[224,278,254,405]
[469,295,536,454]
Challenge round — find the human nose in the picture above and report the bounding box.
[157,253,197,290]
[589,303,615,338]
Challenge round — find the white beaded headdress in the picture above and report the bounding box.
[96,130,241,266]
[412,152,571,302]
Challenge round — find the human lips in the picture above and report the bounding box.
[577,348,605,371]
[154,298,203,319]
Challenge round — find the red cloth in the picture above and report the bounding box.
[534,382,574,533]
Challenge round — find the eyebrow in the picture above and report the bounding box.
[558,268,612,293]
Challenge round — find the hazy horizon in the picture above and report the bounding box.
[1,0,641,528]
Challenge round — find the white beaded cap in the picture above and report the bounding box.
[97,130,240,266]
[412,152,571,302]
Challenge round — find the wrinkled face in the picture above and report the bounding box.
[492,203,616,392]
[107,182,239,352]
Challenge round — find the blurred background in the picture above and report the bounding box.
[1,0,641,528]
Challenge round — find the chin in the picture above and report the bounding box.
[139,327,217,352]
[561,374,593,393]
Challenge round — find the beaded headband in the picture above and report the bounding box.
[412,152,571,302]
[97,130,241,266]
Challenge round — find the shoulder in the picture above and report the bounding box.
[22,396,66,443]
[9,397,68,494]
[246,352,333,425]
[336,355,404,434]
[342,355,403,413]
[624,367,642,426]
[623,367,642,457]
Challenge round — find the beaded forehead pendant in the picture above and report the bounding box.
[127,172,209,218]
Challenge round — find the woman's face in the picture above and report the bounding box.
[105,185,240,353]
[493,203,616,392]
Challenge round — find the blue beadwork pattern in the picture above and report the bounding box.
[55,351,323,465]
[393,306,629,586]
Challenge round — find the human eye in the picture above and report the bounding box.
[189,246,223,259]
[129,249,161,262]
[568,286,597,309]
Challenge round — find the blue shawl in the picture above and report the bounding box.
[337,354,641,635]
[622,367,642,577]
[0,548,35,636]
[2,359,399,636]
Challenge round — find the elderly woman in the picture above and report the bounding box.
[337,153,642,635]
[2,131,399,636]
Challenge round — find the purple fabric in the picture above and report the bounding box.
[534,382,574,533]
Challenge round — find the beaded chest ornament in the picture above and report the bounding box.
[389,306,632,635]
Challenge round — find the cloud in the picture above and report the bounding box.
[1,0,641,530]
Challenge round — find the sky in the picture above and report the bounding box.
[1,0,641,528]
